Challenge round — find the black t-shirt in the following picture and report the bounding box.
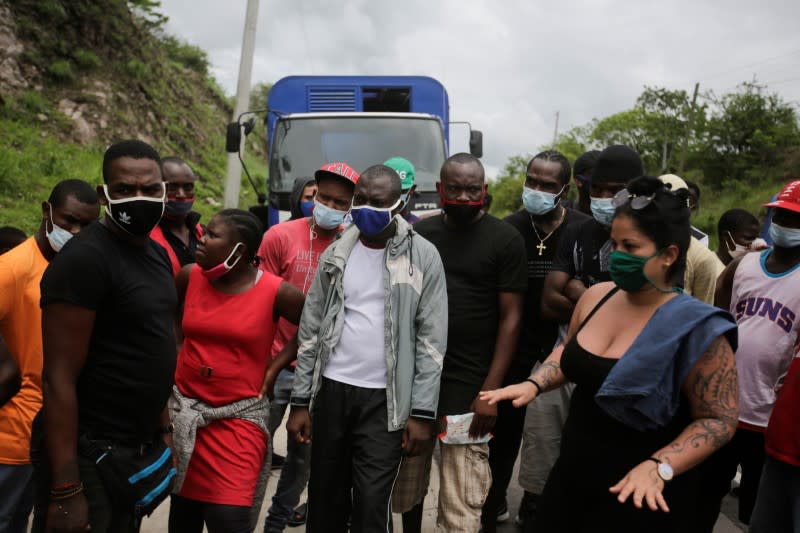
[40,221,178,442]
[414,213,527,416]
[504,208,590,371]
[159,211,203,267]
[552,217,614,287]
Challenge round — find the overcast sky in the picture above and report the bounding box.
[159,0,800,177]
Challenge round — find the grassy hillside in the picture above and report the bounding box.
[0,0,267,233]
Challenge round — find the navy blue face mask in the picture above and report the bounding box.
[350,199,402,237]
[300,200,314,218]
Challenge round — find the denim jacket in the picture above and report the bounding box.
[595,294,738,431]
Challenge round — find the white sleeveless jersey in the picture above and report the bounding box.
[731,250,800,427]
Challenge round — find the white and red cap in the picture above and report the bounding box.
[315,162,359,186]
[766,180,800,214]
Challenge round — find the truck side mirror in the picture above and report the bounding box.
[243,117,256,136]
[225,122,241,153]
[469,130,483,158]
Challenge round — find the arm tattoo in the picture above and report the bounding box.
[656,336,739,468]
[687,336,739,430]
[531,361,564,391]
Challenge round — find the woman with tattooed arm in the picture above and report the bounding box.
[481,176,738,533]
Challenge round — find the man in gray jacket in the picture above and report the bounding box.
[286,164,448,533]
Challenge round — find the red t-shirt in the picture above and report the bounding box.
[765,352,800,467]
[257,218,339,359]
[175,266,281,505]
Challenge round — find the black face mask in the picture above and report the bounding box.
[103,184,165,237]
[442,201,482,226]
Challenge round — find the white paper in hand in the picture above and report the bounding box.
[438,413,492,445]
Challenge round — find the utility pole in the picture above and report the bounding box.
[552,111,560,148]
[223,0,260,209]
[678,82,699,174]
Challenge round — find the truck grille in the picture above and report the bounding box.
[307,87,357,111]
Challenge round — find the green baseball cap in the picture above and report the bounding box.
[383,156,415,190]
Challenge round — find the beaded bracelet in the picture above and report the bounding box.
[50,482,84,501]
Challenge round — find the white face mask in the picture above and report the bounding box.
[725,231,750,259]
[46,204,74,253]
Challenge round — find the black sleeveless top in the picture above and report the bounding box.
[534,288,705,533]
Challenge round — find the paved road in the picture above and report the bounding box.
[140,425,747,533]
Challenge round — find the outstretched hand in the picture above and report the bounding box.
[479,381,538,408]
[609,461,669,512]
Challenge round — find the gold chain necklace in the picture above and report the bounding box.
[529,207,566,256]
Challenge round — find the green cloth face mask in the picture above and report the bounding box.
[608,250,681,294]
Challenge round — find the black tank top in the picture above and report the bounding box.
[536,287,703,532]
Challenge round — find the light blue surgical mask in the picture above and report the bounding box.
[312,200,348,230]
[522,186,562,216]
[46,204,74,252]
[590,196,616,227]
[769,223,800,248]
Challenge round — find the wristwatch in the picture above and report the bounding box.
[647,457,673,482]
[158,423,175,435]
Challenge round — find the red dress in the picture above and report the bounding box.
[175,266,281,505]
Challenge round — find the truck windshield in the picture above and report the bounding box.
[270,116,446,195]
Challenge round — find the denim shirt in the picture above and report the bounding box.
[595,294,738,431]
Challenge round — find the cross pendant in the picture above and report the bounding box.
[536,241,546,256]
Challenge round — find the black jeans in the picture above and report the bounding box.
[168,494,252,533]
[306,377,403,533]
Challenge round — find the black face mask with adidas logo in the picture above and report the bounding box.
[103,184,166,237]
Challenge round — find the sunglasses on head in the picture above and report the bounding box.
[612,189,656,210]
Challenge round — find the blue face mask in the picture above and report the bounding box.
[590,196,615,227]
[312,200,347,230]
[351,199,402,237]
[300,200,314,218]
[769,223,800,248]
[164,198,194,219]
[521,186,562,216]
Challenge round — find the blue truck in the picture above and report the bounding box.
[261,75,482,226]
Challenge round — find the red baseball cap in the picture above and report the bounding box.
[766,180,800,214]
[315,162,359,186]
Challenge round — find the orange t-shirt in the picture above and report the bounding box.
[0,237,47,464]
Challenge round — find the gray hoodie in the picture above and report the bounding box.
[289,176,316,220]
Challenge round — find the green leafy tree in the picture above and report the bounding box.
[697,82,800,185]
[547,126,590,163]
[128,0,168,33]
[250,82,272,111]
[162,35,210,76]
[489,155,528,217]
[635,86,698,173]
[588,109,653,167]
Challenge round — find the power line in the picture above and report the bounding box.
[689,47,800,84]
[762,76,800,86]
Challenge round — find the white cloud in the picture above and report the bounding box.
[160,0,800,177]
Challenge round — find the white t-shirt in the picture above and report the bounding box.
[323,240,388,389]
[731,250,800,427]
